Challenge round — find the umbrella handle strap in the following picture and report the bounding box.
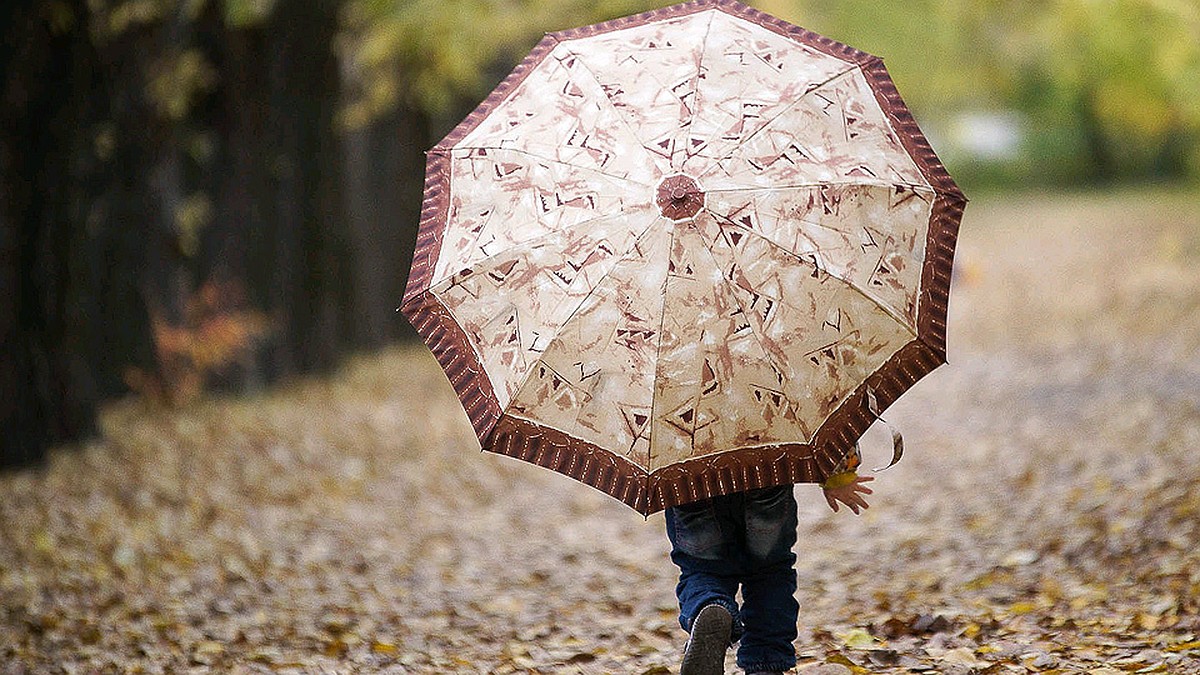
[865,388,904,472]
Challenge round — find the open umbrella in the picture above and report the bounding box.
[400,0,965,515]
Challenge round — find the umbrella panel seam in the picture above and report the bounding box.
[426,200,658,294]
[678,10,719,172]
[495,214,668,452]
[707,207,921,339]
[705,180,938,195]
[646,219,678,472]
[440,145,656,189]
[691,213,915,452]
[552,43,672,178]
[692,64,861,182]
[450,207,661,413]
[689,217,820,445]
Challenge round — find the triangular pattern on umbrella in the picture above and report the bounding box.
[679,10,854,175]
[401,0,966,515]
[506,221,673,469]
[559,11,712,169]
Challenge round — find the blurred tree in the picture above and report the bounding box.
[4,0,1197,468]
[2,0,364,467]
[1,0,161,469]
[336,0,653,344]
[782,0,1200,185]
[338,0,652,129]
[993,0,1200,184]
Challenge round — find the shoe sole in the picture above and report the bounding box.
[680,605,732,675]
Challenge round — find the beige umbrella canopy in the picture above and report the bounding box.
[400,0,966,515]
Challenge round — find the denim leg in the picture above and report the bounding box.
[735,486,799,673]
[665,498,744,642]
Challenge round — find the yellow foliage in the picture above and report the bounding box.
[104,0,165,35]
[146,49,217,121]
[174,192,213,258]
[338,0,654,126]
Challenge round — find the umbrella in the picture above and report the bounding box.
[400,0,966,515]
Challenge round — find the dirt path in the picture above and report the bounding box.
[2,191,1199,673]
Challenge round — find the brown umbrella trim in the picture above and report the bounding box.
[488,415,652,512]
[403,34,563,305]
[856,58,967,358]
[485,340,943,515]
[860,58,965,200]
[917,195,965,358]
[401,151,452,306]
[400,293,503,442]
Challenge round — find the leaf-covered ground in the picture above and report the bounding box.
[3,191,1200,674]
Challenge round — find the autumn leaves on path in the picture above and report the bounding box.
[1,191,1199,672]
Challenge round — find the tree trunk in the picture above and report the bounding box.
[1,0,386,470]
[344,105,430,346]
[260,0,358,377]
[0,0,157,467]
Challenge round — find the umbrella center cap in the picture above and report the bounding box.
[656,175,704,220]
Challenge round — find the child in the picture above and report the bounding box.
[667,468,874,675]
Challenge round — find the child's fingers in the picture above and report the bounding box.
[846,492,870,513]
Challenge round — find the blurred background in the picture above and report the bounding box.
[2,0,1197,467]
[3,1,1199,671]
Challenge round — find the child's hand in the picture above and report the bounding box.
[822,474,874,515]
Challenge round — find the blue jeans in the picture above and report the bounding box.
[665,486,799,673]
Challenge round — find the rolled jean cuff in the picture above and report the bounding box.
[739,658,798,673]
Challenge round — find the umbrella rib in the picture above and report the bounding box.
[430,142,656,286]
[708,181,937,240]
[706,205,918,338]
[645,223,677,470]
[691,224,808,434]
[427,204,657,294]
[558,45,682,174]
[542,211,666,336]
[678,11,718,168]
[694,64,861,181]
[502,214,668,432]
[706,179,938,195]
[449,144,656,188]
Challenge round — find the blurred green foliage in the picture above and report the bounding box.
[336,0,650,129]
[89,0,1199,188]
[338,0,1200,188]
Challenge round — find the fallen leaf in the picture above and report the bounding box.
[371,641,399,655]
[837,627,881,650]
[938,646,982,666]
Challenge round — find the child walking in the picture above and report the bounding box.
[667,467,874,675]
